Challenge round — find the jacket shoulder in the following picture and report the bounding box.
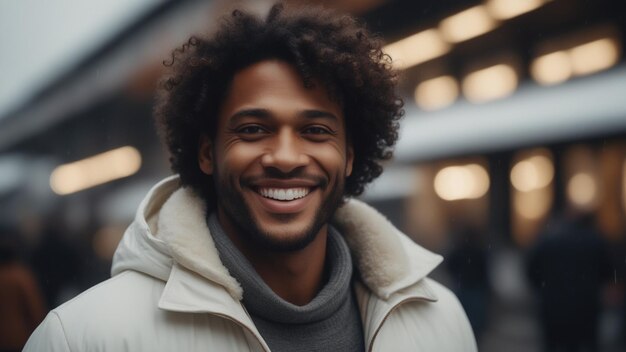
[23,312,71,352]
[424,277,468,310]
[24,271,166,351]
[373,277,477,352]
[54,270,164,318]
[24,270,254,352]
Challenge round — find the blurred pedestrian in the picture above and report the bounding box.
[0,234,46,352]
[527,210,612,352]
[447,226,491,340]
[30,220,81,308]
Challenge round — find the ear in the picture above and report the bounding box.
[345,144,354,177]
[198,134,214,175]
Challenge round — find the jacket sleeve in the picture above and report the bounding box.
[23,312,72,352]
[453,296,478,352]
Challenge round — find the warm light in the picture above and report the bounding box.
[439,6,498,43]
[567,172,596,206]
[531,51,572,85]
[510,155,554,192]
[514,189,551,220]
[414,76,459,110]
[383,29,451,70]
[434,164,490,201]
[50,146,141,195]
[486,0,547,20]
[570,38,620,76]
[462,64,518,103]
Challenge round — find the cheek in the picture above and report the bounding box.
[216,143,263,176]
[306,144,350,176]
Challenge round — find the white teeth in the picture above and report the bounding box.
[259,187,310,201]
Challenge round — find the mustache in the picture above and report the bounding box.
[242,168,328,188]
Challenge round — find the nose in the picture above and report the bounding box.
[260,130,309,173]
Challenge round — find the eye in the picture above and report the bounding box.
[237,125,267,134]
[303,126,332,135]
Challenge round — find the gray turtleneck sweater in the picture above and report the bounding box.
[208,214,365,352]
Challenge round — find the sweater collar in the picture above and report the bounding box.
[209,213,354,324]
[112,175,442,301]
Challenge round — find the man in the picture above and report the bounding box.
[25,4,476,351]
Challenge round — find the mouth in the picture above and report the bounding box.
[248,183,319,215]
[244,176,323,214]
[255,187,313,201]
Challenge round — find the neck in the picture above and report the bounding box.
[217,210,328,306]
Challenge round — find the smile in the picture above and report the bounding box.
[257,187,311,201]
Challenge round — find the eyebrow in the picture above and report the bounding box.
[300,109,339,121]
[228,108,271,125]
[227,108,339,126]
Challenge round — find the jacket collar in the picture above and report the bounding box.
[112,175,442,305]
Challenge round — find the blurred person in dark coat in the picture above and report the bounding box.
[30,219,82,308]
[527,209,612,352]
[446,226,491,339]
[608,232,626,348]
[0,234,46,352]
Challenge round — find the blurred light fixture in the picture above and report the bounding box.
[439,5,498,43]
[486,0,548,20]
[462,64,518,103]
[531,32,620,85]
[434,163,490,201]
[510,155,554,192]
[50,146,141,195]
[383,29,450,70]
[570,38,620,76]
[414,75,459,110]
[567,172,596,207]
[530,51,572,85]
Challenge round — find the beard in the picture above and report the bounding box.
[212,171,345,253]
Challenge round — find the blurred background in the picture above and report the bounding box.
[1,0,625,351]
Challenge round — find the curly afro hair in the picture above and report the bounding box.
[155,3,403,205]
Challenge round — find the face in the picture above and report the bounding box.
[198,60,353,252]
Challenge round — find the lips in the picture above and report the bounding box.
[243,175,324,214]
[258,187,310,201]
[248,182,318,214]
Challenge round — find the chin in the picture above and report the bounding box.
[251,221,323,252]
[214,175,343,253]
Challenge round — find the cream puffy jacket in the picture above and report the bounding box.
[24,176,476,352]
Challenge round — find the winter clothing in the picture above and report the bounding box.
[24,176,476,352]
[208,213,365,352]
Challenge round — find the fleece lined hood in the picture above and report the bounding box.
[111,176,442,301]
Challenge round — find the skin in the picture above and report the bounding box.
[198,60,353,305]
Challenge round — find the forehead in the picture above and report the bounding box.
[218,60,343,123]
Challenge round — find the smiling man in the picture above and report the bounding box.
[24,4,476,352]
